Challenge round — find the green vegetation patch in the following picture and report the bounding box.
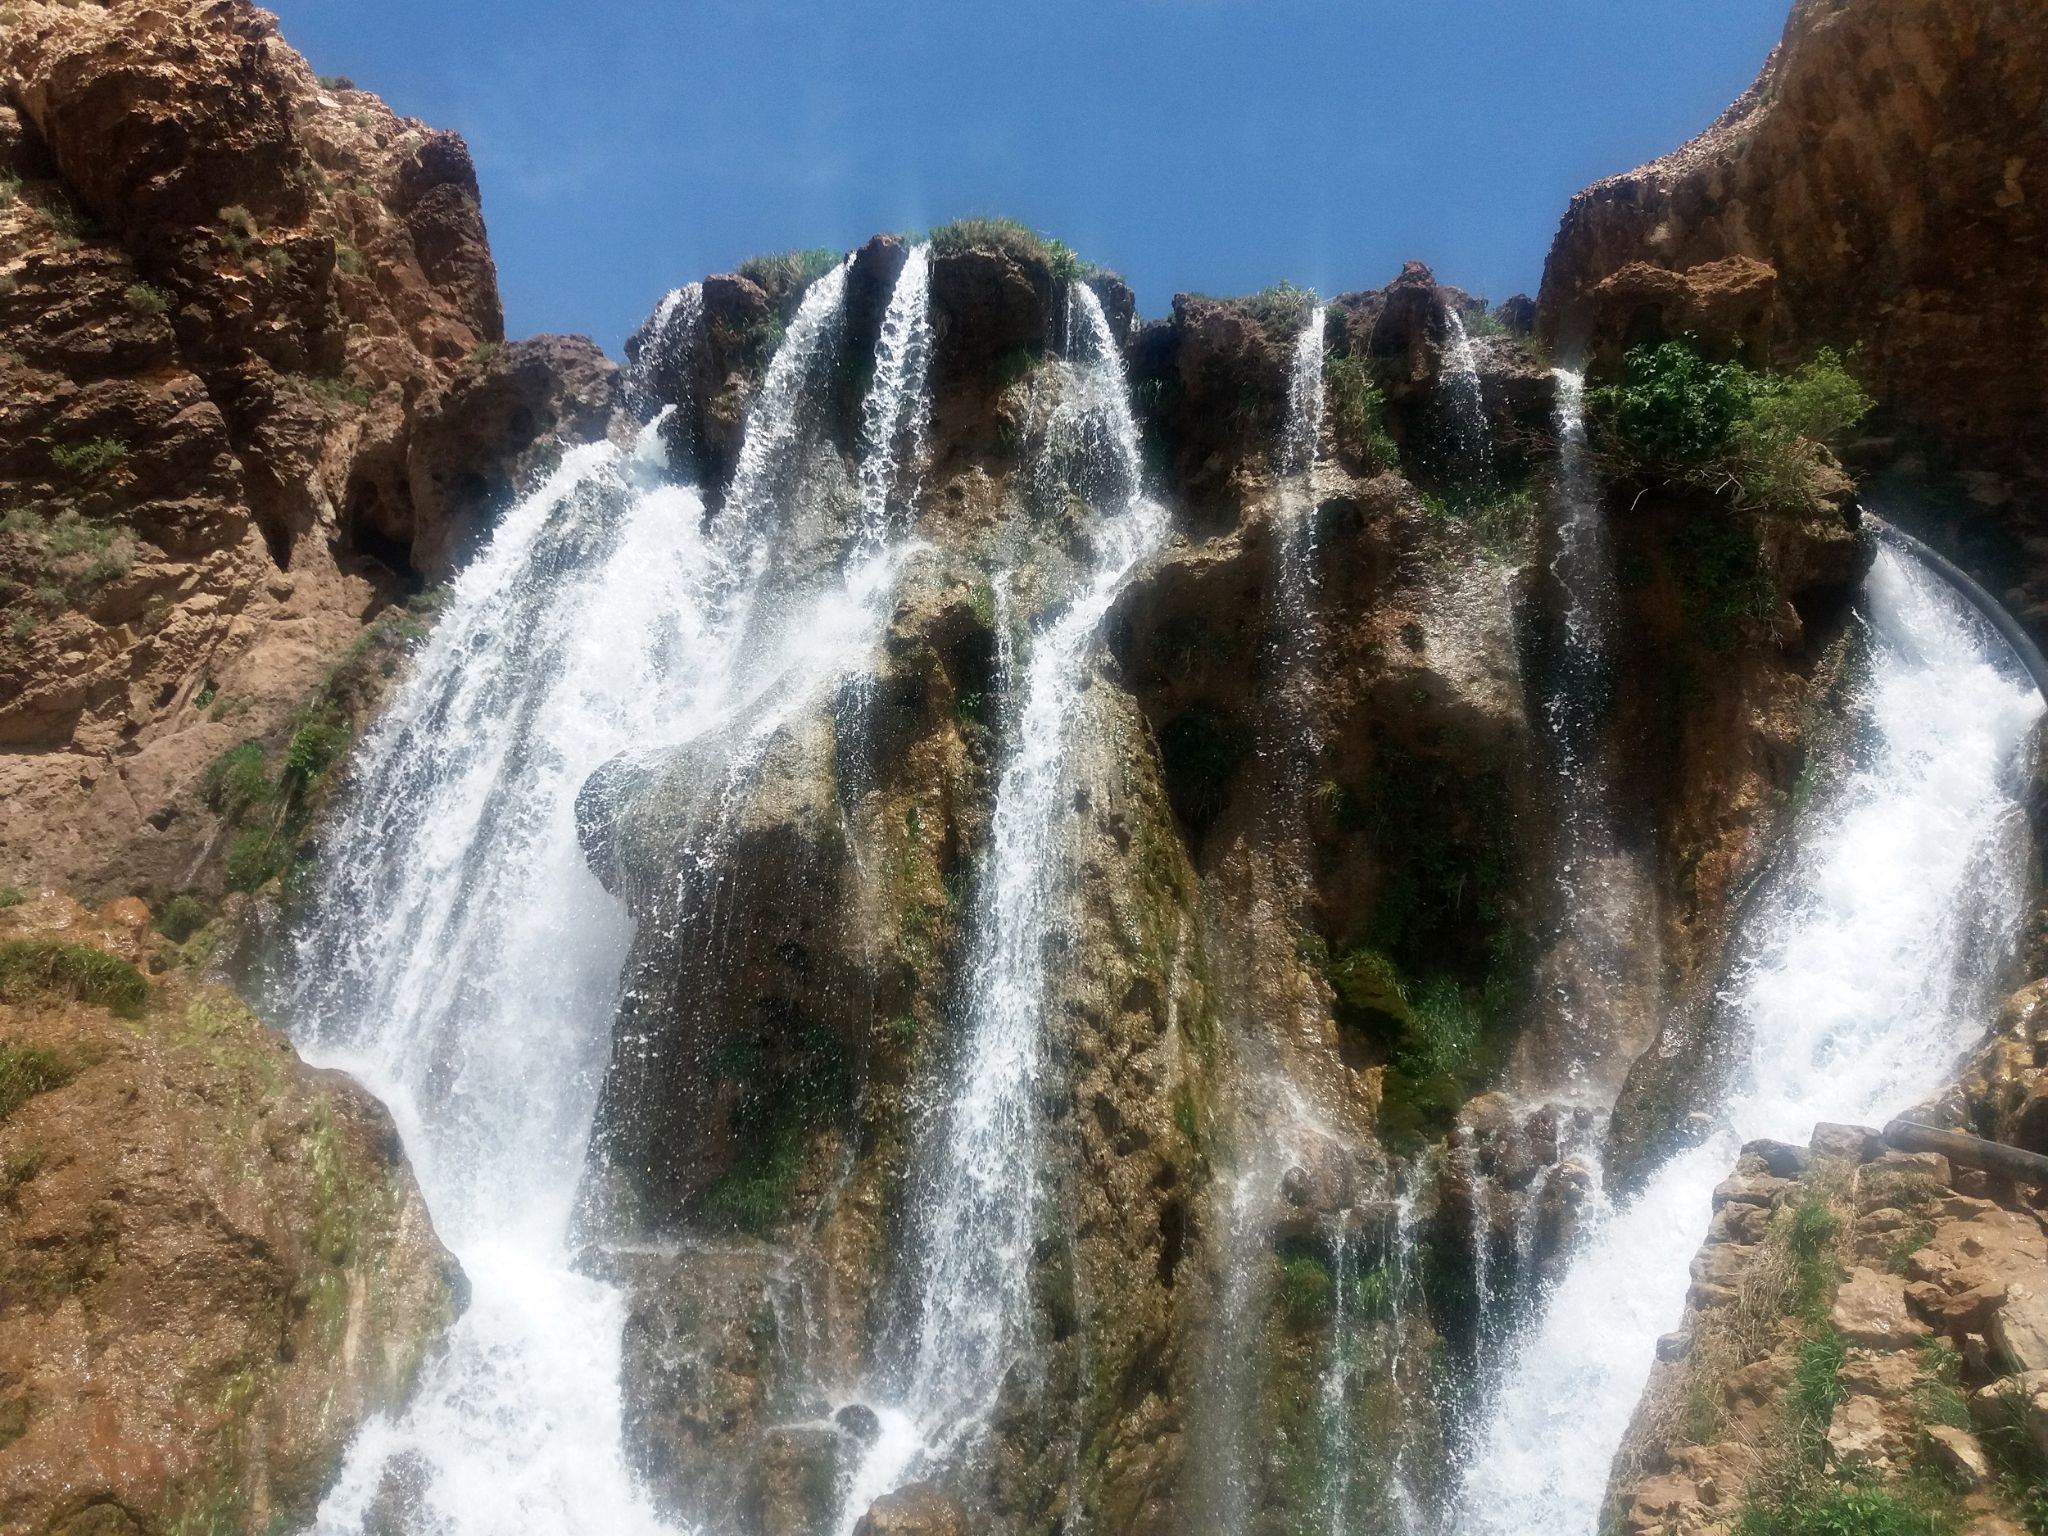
[1591,339,1873,516]
[736,247,842,296]
[48,436,128,481]
[0,1041,80,1119]
[1323,352,1399,474]
[1241,278,1316,335]
[0,941,147,1018]
[701,1019,853,1233]
[1736,1480,1953,1536]
[123,281,170,316]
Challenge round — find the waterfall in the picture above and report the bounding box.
[857,243,934,553]
[1452,545,2043,1535]
[1275,301,1328,724]
[282,261,894,1536]
[1518,368,1652,1098]
[837,281,1167,1525]
[1439,307,1493,486]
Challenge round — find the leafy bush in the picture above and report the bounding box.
[334,242,366,275]
[0,175,18,209]
[0,888,24,908]
[1326,946,1407,1021]
[0,940,147,1018]
[316,74,357,91]
[1323,352,1399,473]
[49,437,128,480]
[154,893,209,944]
[1593,339,1874,515]
[123,281,170,316]
[1460,303,1508,339]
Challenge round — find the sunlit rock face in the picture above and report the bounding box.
[1538,0,2048,632]
[0,0,616,906]
[0,894,460,1536]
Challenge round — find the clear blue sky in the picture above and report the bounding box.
[268,0,1788,354]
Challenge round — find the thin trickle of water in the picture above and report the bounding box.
[1439,307,1494,485]
[287,258,914,1536]
[857,244,935,553]
[1455,546,2043,1535]
[838,283,1167,1527]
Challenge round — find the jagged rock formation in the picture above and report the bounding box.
[1538,0,2048,630]
[0,0,616,903]
[0,893,460,1535]
[1606,1120,2048,1536]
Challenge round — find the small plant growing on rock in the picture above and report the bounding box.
[0,1041,77,1120]
[0,888,24,908]
[1323,352,1399,473]
[334,242,366,275]
[49,436,128,481]
[736,247,842,295]
[123,281,170,316]
[1243,279,1315,335]
[0,175,19,209]
[316,74,357,91]
[153,894,209,945]
[0,940,147,1019]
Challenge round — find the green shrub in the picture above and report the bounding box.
[265,247,291,274]
[0,888,24,909]
[218,205,258,240]
[1593,339,1874,516]
[1597,339,1760,467]
[123,281,170,316]
[334,243,365,275]
[202,740,273,824]
[1323,352,1399,473]
[468,340,501,367]
[316,74,357,91]
[303,373,373,409]
[282,715,350,790]
[0,940,147,1018]
[1460,303,1508,338]
[1402,976,1484,1079]
[735,247,842,294]
[1243,279,1315,335]
[0,175,18,209]
[154,893,209,944]
[49,437,128,480]
[226,826,284,892]
[0,1042,76,1119]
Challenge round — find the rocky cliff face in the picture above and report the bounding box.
[0,0,618,906]
[0,893,460,1536]
[1538,0,2048,631]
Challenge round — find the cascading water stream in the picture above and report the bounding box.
[1438,307,1493,487]
[283,260,911,1536]
[1453,545,2043,1535]
[857,243,934,553]
[837,282,1167,1527]
[1520,368,1652,1098]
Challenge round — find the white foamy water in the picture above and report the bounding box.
[1454,545,2042,1534]
[285,261,913,1536]
[836,282,1167,1528]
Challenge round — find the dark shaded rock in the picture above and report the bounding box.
[406,333,622,578]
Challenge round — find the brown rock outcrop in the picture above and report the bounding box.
[0,0,618,902]
[0,893,461,1535]
[1538,0,2048,626]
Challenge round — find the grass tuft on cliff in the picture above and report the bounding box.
[0,940,148,1018]
[0,1041,80,1120]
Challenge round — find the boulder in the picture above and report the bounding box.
[1833,1266,1931,1350]
[854,1484,967,1536]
